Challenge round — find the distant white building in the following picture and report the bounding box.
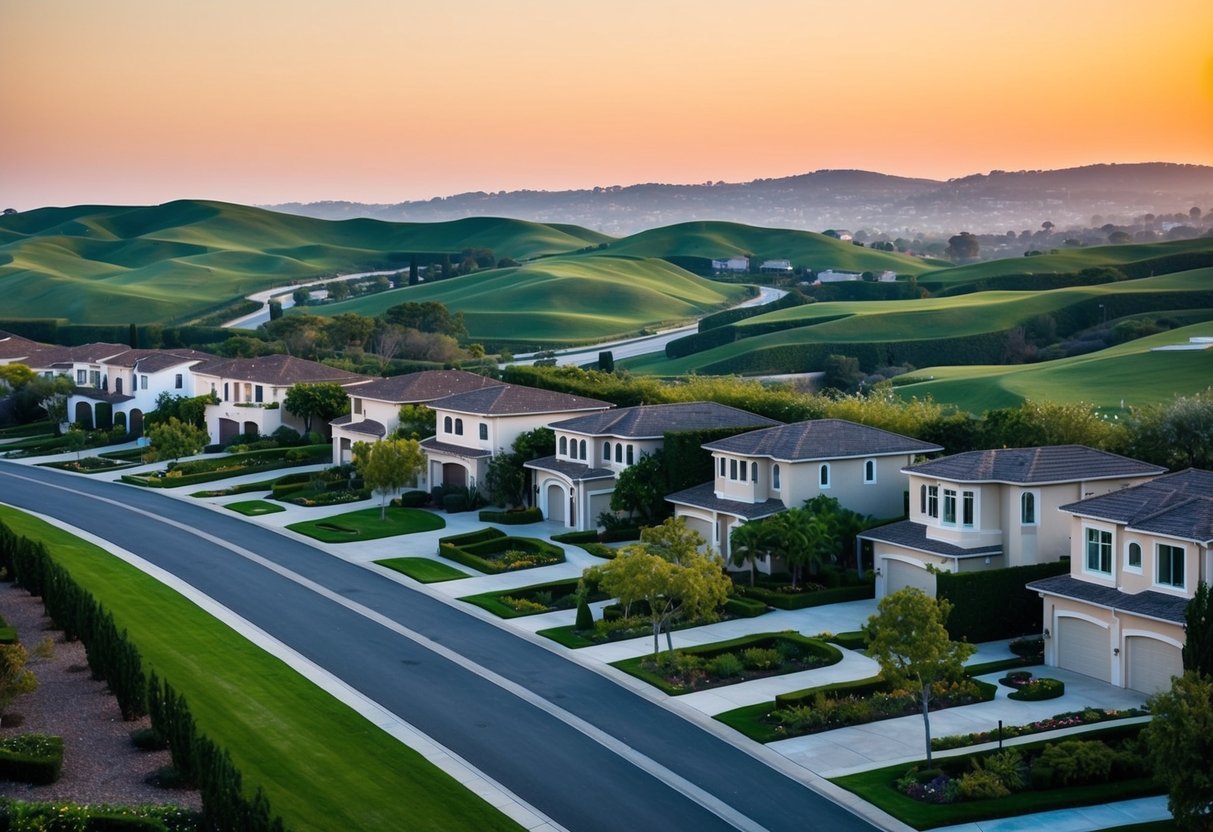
[759,259,793,273]
[878,270,898,282]
[814,270,862,284]
[711,256,750,273]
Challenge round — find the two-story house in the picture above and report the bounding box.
[330,370,504,465]
[668,419,941,565]
[860,446,1165,599]
[525,402,778,531]
[421,384,611,507]
[1028,468,1212,694]
[67,348,216,435]
[191,354,369,445]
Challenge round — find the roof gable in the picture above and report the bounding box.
[350,370,504,404]
[429,383,611,416]
[1060,468,1213,544]
[549,401,778,438]
[905,445,1165,484]
[702,418,940,461]
[192,354,369,386]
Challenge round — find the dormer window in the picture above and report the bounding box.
[1085,528,1112,575]
[443,416,452,433]
[454,418,463,436]
[1157,543,1185,588]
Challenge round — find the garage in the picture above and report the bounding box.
[884,558,936,597]
[1057,617,1111,683]
[1125,636,1182,695]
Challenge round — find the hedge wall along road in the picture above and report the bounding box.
[936,560,1070,643]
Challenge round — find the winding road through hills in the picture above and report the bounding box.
[0,462,879,832]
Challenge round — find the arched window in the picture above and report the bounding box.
[920,484,927,513]
[864,459,876,483]
[479,423,488,441]
[603,441,611,461]
[1127,542,1142,569]
[454,418,463,436]
[559,436,568,456]
[579,440,587,460]
[615,444,623,463]
[1021,492,1036,524]
[443,416,452,433]
[819,463,831,488]
[772,464,781,489]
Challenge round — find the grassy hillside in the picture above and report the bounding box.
[601,220,934,275]
[0,201,612,325]
[890,321,1213,414]
[623,268,1213,375]
[309,254,750,346]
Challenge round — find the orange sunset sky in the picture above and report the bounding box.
[2,0,1211,211]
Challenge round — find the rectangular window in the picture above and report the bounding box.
[751,463,758,483]
[739,461,747,481]
[90,370,101,388]
[479,423,488,441]
[141,374,149,389]
[942,489,957,524]
[353,398,362,415]
[255,385,264,403]
[76,369,87,384]
[243,383,252,402]
[927,486,938,519]
[175,373,183,389]
[719,458,726,477]
[1085,528,1112,574]
[1157,543,1185,588]
[962,491,975,527]
[730,459,738,480]
[224,382,229,401]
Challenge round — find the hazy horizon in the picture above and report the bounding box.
[3,0,1211,212]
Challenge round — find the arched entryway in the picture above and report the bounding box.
[243,421,259,437]
[113,412,128,434]
[442,462,467,488]
[546,483,566,525]
[218,418,239,445]
[74,401,93,430]
[129,409,144,437]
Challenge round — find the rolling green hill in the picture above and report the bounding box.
[0,201,612,325]
[890,322,1213,414]
[308,254,750,346]
[601,220,934,275]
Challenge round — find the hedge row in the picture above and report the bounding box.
[0,520,290,832]
[438,528,505,548]
[734,582,874,610]
[550,530,599,544]
[937,560,1070,642]
[0,800,196,831]
[122,449,329,489]
[478,507,543,524]
[723,596,768,618]
[698,291,812,331]
[438,535,565,575]
[0,735,63,785]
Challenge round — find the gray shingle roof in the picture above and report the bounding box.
[350,370,504,404]
[858,520,1003,559]
[524,455,615,482]
[665,482,787,520]
[1059,468,1213,544]
[703,419,940,461]
[69,387,135,404]
[104,349,216,371]
[1028,574,1190,624]
[192,354,369,387]
[905,445,1165,484]
[419,437,493,459]
[343,419,386,437]
[549,401,778,438]
[430,384,611,417]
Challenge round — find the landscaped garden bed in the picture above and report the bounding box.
[1000,670,1065,701]
[224,500,286,517]
[731,566,875,609]
[931,707,1149,751]
[375,557,469,583]
[287,507,445,543]
[0,733,64,784]
[831,724,1161,829]
[537,594,769,649]
[190,477,279,498]
[270,466,370,506]
[121,444,331,488]
[438,528,564,574]
[611,632,842,695]
[39,455,143,474]
[460,578,610,618]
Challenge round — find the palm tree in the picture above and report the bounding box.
[729,520,774,586]
[779,508,837,588]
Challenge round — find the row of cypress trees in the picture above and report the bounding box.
[0,519,288,832]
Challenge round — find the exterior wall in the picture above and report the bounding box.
[555,432,660,475]
[781,454,910,518]
[351,397,402,434]
[432,409,556,457]
[1065,515,1205,601]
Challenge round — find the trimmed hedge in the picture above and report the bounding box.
[550,530,599,544]
[698,290,811,331]
[724,596,769,618]
[735,582,874,610]
[393,490,431,508]
[122,445,330,489]
[439,532,565,575]
[937,560,1069,642]
[438,528,505,548]
[478,507,543,524]
[1008,678,1066,701]
[0,734,64,785]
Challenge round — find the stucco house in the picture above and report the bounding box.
[860,446,1166,598]
[421,384,611,503]
[668,419,941,565]
[1027,468,1212,694]
[67,348,216,436]
[525,402,778,531]
[711,256,750,273]
[330,370,503,465]
[191,354,369,445]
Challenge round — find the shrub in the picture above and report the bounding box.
[0,733,63,784]
[442,493,468,513]
[551,530,599,544]
[707,653,744,678]
[130,727,168,750]
[955,768,1010,800]
[439,527,506,548]
[1009,635,1045,659]
[936,561,1069,642]
[741,647,781,670]
[977,748,1026,792]
[393,490,431,508]
[575,596,594,630]
[478,507,542,524]
[1037,739,1117,785]
[723,596,767,618]
[1008,677,1065,701]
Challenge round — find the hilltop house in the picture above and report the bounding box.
[667,419,940,566]
[1028,469,1213,694]
[421,384,611,503]
[859,446,1166,599]
[191,355,369,445]
[759,259,793,274]
[711,256,750,274]
[330,370,504,465]
[525,402,778,531]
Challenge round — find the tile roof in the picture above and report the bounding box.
[104,348,216,372]
[343,419,386,438]
[419,436,492,459]
[192,354,369,387]
[665,482,787,520]
[549,401,778,438]
[1059,468,1213,544]
[905,445,1165,484]
[68,387,135,404]
[0,331,43,360]
[429,383,611,417]
[1028,574,1190,624]
[858,520,1002,559]
[703,419,941,461]
[523,455,616,481]
[350,370,504,404]
[19,343,131,368]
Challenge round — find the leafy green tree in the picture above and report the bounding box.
[265,314,331,358]
[0,643,38,718]
[0,363,35,391]
[326,313,375,353]
[64,425,88,461]
[147,417,208,463]
[327,280,351,302]
[639,517,707,565]
[27,375,74,431]
[512,427,555,461]
[395,404,436,440]
[865,588,975,768]
[804,494,871,570]
[146,392,212,430]
[946,232,980,261]
[610,450,670,524]
[778,509,836,587]
[484,451,526,508]
[383,301,467,340]
[291,287,311,307]
[1185,581,1213,678]
[822,354,863,393]
[1144,671,1213,831]
[354,438,425,520]
[268,299,283,321]
[284,383,350,435]
[728,520,776,586]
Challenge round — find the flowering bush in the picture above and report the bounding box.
[932,707,1147,751]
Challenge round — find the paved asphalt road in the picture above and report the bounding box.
[0,462,877,832]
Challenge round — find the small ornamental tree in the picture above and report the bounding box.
[484,451,526,508]
[0,643,38,718]
[609,450,670,525]
[865,588,975,767]
[395,404,436,440]
[353,438,425,520]
[284,383,350,435]
[147,417,209,463]
[1144,671,1213,831]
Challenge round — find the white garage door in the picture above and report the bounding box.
[1057,617,1111,683]
[1126,637,1182,695]
[885,558,936,597]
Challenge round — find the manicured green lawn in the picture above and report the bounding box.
[286,507,445,542]
[190,478,279,498]
[535,625,597,649]
[224,500,286,517]
[375,557,468,583]
[0,506,523,832]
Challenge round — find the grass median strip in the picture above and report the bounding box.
[286,507,445,543]
[224,500,286,517]
[0,506,523,832]
[376,557,469,583]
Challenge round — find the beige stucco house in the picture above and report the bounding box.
[860,446,1166,598]
[668,419,941,567]
[525,401,778,531]
[1028,468,1212,695]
